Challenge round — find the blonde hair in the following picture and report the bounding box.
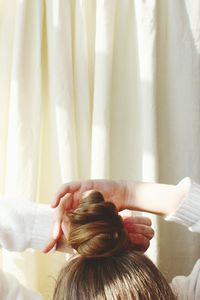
[53,190,175,300]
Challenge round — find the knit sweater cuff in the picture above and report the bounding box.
[166,178,200,229]
[31,204,55,251]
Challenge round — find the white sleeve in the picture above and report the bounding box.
[165,178,200,233]
[165,179,200,299]
[0,197,55,251]
[0,197,54,299]
[170,259,200,300]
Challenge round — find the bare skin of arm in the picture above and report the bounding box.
[44,177,190,253]
[124,177,190,215]
[51,177,190,215]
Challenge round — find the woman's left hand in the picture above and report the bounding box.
[123,216,154,252]
[43,192,154,253]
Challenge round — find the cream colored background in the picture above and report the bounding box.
[0,0,200,298]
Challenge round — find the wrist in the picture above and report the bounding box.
[121,180,136,211]
[162,177,191,216]
[112,180,127,211]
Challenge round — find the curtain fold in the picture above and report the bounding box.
[1,0,200,298]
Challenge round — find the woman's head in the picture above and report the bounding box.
[53,190,175,300]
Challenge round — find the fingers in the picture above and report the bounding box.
[124,222,154,240]
[43,194,73,253]
[129,233,150,252]
[52,219,63,240]
[56,193,73,218]
[61,216,70,239]
[123,216,154,253]
[123,216,152,226]
[53,194,73,239]
[42,225,63,253]
[123,217,154,239]
[51,184,68,208]
[51,182,81,208]
[42,239,57,253]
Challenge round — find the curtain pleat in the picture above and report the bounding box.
[1,0,200,298]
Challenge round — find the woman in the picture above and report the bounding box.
[53,189,176,299]
[0,177,199,299]
[50,177,200,299]
[0,195,152,299]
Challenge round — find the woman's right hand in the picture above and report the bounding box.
[51,179,128,211]
[43,179,129,253]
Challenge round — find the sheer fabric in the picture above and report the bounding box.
[0,0,200,298]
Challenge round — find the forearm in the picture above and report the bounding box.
[124,177,191,216]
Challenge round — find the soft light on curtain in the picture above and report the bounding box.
[0,0,200,298]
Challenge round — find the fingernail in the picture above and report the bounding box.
[147,233,154,238]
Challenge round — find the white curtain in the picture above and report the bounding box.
[0,0,200,298]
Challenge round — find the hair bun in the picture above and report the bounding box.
[66,190,130,258]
